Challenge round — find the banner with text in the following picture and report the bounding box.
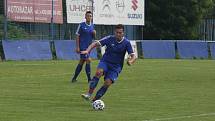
[7,0,63,23]
[94,0,144,25]
[66,0,93,23]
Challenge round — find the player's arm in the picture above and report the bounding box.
[81,41,100,54]
[75,24,81,53]
[127,53,136,66]
[92,30,96,39]
[92,24,96,39]
[76,35,80,53]
[81,36,110,54]
[126,41,136,66]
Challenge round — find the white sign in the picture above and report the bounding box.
[101,46,105,56]
[94,0,144,25]
[124,41,138,59]
[66,0,93,23]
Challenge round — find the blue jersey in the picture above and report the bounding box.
[98,35,134,66]
[76,22,95,51]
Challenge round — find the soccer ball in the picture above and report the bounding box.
[92,100,105,110]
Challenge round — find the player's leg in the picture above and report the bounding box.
[92,63,121,101]
[89,68,104,93]
[81,68,104,100]
[81,61,107,100]
[85,57,91,82]
[92,79,112,102]
[71,58,85,83]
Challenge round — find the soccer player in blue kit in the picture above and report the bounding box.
[71,11,96,83]
[81,24,136,102]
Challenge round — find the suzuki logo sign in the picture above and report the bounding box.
[131,0,138,11]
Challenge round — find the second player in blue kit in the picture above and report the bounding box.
[71,11,96,83]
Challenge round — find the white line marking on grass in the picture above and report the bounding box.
[142,113,215,121]
[8,61,74,66]
[14,64,55,66]
[34,73,72,77]
[0,73,72,79]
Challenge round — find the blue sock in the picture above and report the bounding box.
[93,85,108,101]
[88,76,100,96]
[85,63,91,82]
[89,76,99,89]
[73,64,83,80]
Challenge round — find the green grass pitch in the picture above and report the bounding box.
[0,59,215,121]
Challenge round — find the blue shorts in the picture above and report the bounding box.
[80,54,90,60]
[97,61,122,83]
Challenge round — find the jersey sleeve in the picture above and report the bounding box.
[126,41,134,55]
[75,24,81,36]
[97,36,111,46]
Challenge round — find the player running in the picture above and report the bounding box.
[81,24,136,102]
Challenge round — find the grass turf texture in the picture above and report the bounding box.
[0,59,215,121]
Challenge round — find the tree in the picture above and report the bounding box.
[206,0,215,17]
[143,0,214,40]
[0,15,30,40]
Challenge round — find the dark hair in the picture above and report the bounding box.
[85,11,92,15]
[115,24,124,31]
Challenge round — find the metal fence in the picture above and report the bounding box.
[1,20,144,41]
[199,18,215,41]
[1,16,214,41]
